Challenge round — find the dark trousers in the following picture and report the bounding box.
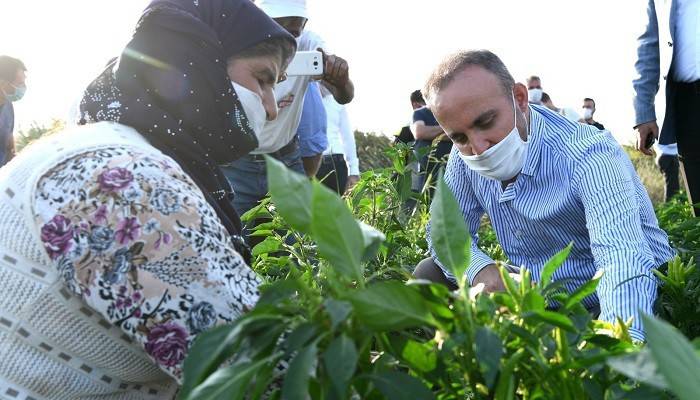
[658,154,681,202]
[316,154,348,195]
[420,140,453,200]
[668,80,700,216]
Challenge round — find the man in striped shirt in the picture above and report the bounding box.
[416,50,674,341]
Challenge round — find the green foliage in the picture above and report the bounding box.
[354,130,393,171]
[15,119,64,153]
[180,140,698,399]
[653,195,700,338]
[622,145,667,206]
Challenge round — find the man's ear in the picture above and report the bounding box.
[513,83,529,112]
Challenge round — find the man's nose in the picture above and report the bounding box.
[470,138,491,156]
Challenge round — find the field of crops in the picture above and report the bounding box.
[179,143,700,400]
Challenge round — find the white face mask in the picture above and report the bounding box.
[458,95,529,181]
[232,82,267,137]
[582,107,594,120]
[527,89,542,104]
[527,88,543,104]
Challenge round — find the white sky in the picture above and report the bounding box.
[4,0,662,145]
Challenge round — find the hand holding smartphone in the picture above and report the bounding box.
[286,51,323,77]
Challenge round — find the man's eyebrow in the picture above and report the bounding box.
[471,109,498,128]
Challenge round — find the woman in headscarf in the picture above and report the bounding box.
[0,0,295,398]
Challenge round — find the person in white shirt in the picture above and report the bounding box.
[316,85,360,194]
[220,0,354,233]
[541,92,581,123]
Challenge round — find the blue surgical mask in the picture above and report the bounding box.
[2,84,26,102]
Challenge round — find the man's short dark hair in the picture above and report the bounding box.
[527,75,540,82]
[583,97,596,108]
[0,56,26,82]
[423,50,515,106]
[410,89,424,104]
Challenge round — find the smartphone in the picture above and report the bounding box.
[286,51,323,77]
[645,134,656,150]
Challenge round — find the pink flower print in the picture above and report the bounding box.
[144,322,188,368]
[115,217,141,245]
[94,205,108,225]
[155,232,173,250]
[40,215,75,260]
[98,167,134,192]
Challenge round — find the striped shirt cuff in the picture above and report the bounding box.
[466,250,496,285]
[628,327,645,342]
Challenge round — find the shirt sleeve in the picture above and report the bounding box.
[632,0,661,126]
[338,105,359,175]
[412,108,426,124]
[426,147,495,283]
[33,146,261,382]
[301,30,329,53]
[572,141,658,341]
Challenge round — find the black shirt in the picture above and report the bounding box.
[588,121,605,130]
[394,126,415,145]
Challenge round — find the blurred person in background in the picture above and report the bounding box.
[298,81,328,176]
[540,92,581,123]
[0,55,26,167]
[526,75,543,104]
[582,97,605,130]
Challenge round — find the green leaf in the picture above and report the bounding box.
[564,272,601,309]
[266,156,313,233]
[401,340,437,373]
[396,169,413,201]
[431,173,470,284]
[522,291,546,312]
[350,281,436,331]
[643,314,700,400]
[257,278,302,306]
[240,199,272,222]
[285,323,319,356]
[251,236,282,257]
[311,181,364,282]
[180,315,281,398]
[539,243,573,288]
[523,310,576,332]
[494,349,525,400]
[498,264,521,302]
[475,327,503,389]
[358,220,386,261]
[282,342,318,400]
[324,298,352,331]
[323,335,358,397]
[368,371,435,400]
[184,356,274,400]
[607,348,667,389]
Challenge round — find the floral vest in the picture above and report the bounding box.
[0,122,178,399]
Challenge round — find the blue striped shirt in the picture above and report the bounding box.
[427,105,675,340]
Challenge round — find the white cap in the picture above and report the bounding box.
[255,0,308,19]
